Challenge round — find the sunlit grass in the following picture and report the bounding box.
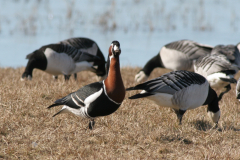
[0,67,240,159]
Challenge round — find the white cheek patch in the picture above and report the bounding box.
[114,45,120,52]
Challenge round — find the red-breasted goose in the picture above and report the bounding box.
[135,40,213,82]
[48,41,125,129]
[21,37,106,81]
[128,70,220,125]
[194,54,237,101]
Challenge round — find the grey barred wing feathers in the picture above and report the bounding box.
[128,70,206,95]
[194,54,237,101]
[165,40,213,59]
[211,44,240,69]
[59,38,106,66]
[211,45,237,61]
[194,54,235,77]
[59,37,96,49]
[41,44,100,63]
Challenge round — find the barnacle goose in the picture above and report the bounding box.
[21,37,106,81]
[128,70,220,125]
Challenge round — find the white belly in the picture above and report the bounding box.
[160,47,193,71]
[146,81,209,111]
[73,61,95,73]
[146,93,178,109]
[207,73,232,89]
[44,48,75,75]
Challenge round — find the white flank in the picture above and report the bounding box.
[44,48,75,75]
[172,81,209,110]
[145,92,176,109]
[207,110,220,123]
[60,105,89,118]
[207,72,233,89]
[73,61,95,73]
[160,47,193,71]
[58,105,72,115]
[84,88,103,104]
[135,71,148,82]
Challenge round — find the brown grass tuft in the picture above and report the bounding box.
[0,67,240,159]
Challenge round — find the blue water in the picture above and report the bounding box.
[1,0,240,68]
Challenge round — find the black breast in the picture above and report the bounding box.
[87,89,121,117]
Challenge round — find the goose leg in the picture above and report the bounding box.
[89,119,95,130]
[64,75,71,81]
[173,109,186,125]
[218,84,231,101]
[74,73,77,81]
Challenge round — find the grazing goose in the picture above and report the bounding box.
[21,37,106,81]
[236,78,240,101]
[135,40,213,82]
[211,43,240,69]
[127,70,220,125]
[194,54,238,101]
[48,41,125,129]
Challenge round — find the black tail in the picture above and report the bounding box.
[48,103,60,109]
[126,86,137,91]
[220,77,237,83]
[126,83,149,91]
[47,99,63,109]
[128,92,153,99]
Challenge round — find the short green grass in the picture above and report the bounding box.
[0,67,240,159]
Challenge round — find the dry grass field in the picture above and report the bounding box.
[0,67,240,159]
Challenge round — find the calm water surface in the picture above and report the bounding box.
[0,0,240,68]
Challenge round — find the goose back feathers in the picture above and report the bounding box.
[194,54,237,78]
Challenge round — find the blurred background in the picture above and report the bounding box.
[0,0,240,67]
